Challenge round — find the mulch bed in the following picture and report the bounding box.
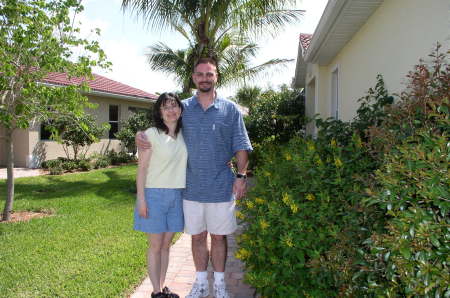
[1,211,53,223]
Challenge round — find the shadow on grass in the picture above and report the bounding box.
[0,166,137,206]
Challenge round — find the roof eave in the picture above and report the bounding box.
[304,0,384,65]
[41,82,156,103]
[304,0,351,64]
[293,42,307,88]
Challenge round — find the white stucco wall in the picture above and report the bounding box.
[311,0,450,122]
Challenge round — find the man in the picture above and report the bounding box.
[136,57,252,298]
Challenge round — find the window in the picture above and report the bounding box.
[331,68,339,119]
[128,106,149,114]
[40,121,53,140]
[109,105,119,139]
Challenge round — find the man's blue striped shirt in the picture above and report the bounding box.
[181,95,252,203]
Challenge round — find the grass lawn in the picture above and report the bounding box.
[0,165,151,297]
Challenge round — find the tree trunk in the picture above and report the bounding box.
[2,127,14,221]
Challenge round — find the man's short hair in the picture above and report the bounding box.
[194,57,218,69]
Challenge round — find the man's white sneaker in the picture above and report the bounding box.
[213,283,230,298]
[186,282,209,298]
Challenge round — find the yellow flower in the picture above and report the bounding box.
[315,157,323,166]
[240,233,249,241]
[255,197,266,204]
[282,192,291,205]
[290,203,299,214]
[306,193,315,201]
[246,201,255,209]
[235,248,250,260]
[331,139,337,148]
[334,157,343,168]
[283,236,294,247]
[263,171,271,177]
[236,210,245,220]
[307,143,315,152]
[259,219,269,230]
[354,136,362,148]
[284,153,292,161]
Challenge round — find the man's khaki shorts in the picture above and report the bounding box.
[183,196,237,235]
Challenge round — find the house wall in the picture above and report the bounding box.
[305,64,330,133]
[311,0,450,122]
[21,95,153,168]
[0,126,31,167]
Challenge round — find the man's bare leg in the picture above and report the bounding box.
[191,231,209,271]
[210,234,227,272]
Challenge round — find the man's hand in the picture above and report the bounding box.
[136,131,152,150]
[233,178,247,200]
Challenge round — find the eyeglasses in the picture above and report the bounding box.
[193,72,216,78]
[161,105,180,111]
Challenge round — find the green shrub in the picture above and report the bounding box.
[115,111,152,155]
[93,156,110,169]
[239,45,449,296]
[244,85,306,170]
[61,160,78,172]
[107,150,135,165]
[42,159,61,169]
[238,76,392,297]
[244,85,305,144]
[45,159,63,175]
[316,74,393,146]
[77,158,92,171]
[237,134,379,297]
[359,132,450,296]
[354,44,450,296]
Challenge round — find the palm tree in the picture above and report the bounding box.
[122,0,303,91]
[147,33,293,92]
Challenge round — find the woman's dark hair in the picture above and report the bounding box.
[153,92,183,135]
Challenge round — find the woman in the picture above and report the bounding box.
[134,92,187,298]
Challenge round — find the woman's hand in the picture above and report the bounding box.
[137,199,148,218]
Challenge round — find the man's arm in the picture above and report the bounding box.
[232,150,249,200]
[135,131,152,150]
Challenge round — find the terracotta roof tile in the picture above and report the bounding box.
[42,72,158,100]
[299,33,313,53]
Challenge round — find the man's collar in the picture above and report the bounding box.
[193,91,220,109]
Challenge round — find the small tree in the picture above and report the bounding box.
[49,114,110,160]
[245,85,305,143]
[235,86,261,108]
[0,0,109,221]
[115,111,153,155]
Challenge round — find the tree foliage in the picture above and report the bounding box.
[115,111,153,155]
[49,114,110,160]
[0,0,109,221]
[122,0,303,92]
[235,85,261,107]
[245,85,305,144]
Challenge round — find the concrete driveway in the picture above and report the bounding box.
[0,168,48,179]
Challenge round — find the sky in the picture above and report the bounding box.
[78,0,328,98]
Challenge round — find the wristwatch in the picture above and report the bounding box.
[236,173,247,179]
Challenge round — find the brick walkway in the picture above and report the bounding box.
[130,227,255,298]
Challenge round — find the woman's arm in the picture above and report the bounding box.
[136,147,151,218]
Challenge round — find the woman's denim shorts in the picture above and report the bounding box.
[134,188,184,234]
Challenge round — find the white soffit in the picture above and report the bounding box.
[305,0,384,65]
